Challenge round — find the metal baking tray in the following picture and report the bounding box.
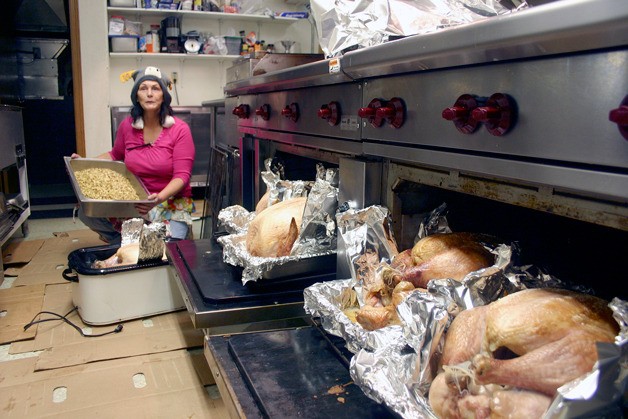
[261,253,336,280]
[64,156,152,218]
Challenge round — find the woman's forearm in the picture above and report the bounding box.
[156,178,186,202]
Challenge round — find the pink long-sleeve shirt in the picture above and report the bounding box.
[110,116,195,198]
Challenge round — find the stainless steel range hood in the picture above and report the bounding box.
[15,0,67,33]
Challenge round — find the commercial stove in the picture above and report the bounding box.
[169,0,628,416]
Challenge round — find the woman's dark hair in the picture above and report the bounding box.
[130,102,173,126]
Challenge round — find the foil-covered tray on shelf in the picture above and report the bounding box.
[218,232,336,284]
[64,156,152,218]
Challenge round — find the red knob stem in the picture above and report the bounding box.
[318,107,331,119]
[358,107,375,118]
[442,106,469,120]
[376,106,395,118]
[609,106,628,125]
[472,106,501,121]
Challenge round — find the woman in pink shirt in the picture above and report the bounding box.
[73,66,195,244]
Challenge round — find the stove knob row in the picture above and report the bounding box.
[232,104,250,119]
[442,93,517,136]
[609,95,628,140]
[358,97,405,128]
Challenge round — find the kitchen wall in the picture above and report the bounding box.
[77,0,313,157]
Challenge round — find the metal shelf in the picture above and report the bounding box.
[107,7,301,23]
[109,52,240,60]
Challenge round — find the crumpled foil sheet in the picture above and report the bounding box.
[118,218,166,263]
[336,205,399,287]
[304,278,406,354]
[217,204,255,235]
[258,159,311,211]
[310,0,528,57]
[138,222,166,263]
[120,218,145,247]
[218,232,336,284]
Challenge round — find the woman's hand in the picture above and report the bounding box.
[135,193,161,215]
[70,153,82,159]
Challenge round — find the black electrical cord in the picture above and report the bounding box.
[23,306,123,337]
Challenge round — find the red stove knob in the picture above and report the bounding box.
[442,94,480,134]
[255,104,271,121]
[318,101,340,126]
[232,104,250,119]
[358,98,386,127]
[471,93,517,136]
[609,95,628,140]
[375,97,405,128]
[281,103,299,122]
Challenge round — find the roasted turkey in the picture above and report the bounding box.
[351,233,494,331]
[429,288,619,418]
[382,232,495,289]
[246,196,306,258]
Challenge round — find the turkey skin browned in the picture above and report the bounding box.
[382,232,495,289]
[429,288,619,418]
[246,197,306,258]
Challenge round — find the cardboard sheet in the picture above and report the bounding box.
[2,239,45,265]
[0,350,227,418]
[12,230,104,287]
[10,283,203,371]
[0,284,45,344]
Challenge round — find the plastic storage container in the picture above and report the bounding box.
[63,244,185,325]
[224,36,242,56]
[110,35,139,52]
[109,0,136,6]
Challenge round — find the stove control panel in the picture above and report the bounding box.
[253,83,362,141]
[361,50,628,171]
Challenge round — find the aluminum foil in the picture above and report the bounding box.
[217,204,255,235]
[118,218,166,262]
[291,173,339,254]
[310,0,528,57]
[257,158,311,211]
[336,205,399,286]
[218,232,335,284]
[304,278,406,354]
[138,222,166,263]
[217,167,338,283]
[120,218,145,246]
